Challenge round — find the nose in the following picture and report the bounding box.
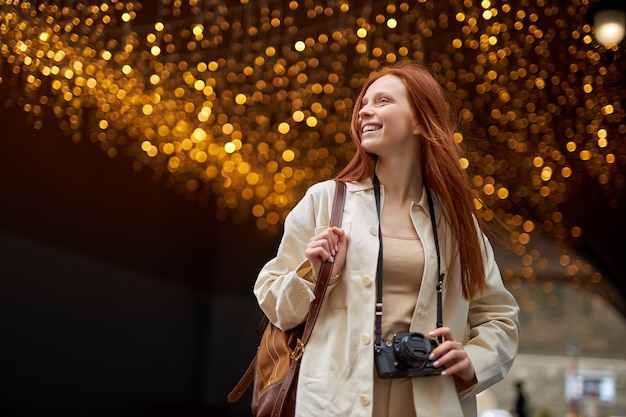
[358,104,373,120]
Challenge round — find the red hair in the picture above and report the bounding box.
[335,61,487,299]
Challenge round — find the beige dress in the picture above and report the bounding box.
[373,232,425,417]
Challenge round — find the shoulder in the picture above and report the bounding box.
[286,180,338,222]
[304,179,338,198]
[292,180,337,213]
[302,178,370,201]
[289,179,370,220]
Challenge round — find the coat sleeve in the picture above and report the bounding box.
[458,234,520,398]
[253,180,339,331]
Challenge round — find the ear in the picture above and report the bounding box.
[411,115,421,135]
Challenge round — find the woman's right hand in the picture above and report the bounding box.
[305,227,347,280]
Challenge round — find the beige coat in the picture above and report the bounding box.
[254,179,519,417]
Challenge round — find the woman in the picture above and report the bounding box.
[254,61,519,417]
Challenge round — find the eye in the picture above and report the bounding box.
[377,97,390,105]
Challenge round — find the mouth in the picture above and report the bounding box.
[361,123,382,134]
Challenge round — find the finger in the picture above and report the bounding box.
[308,227,346,267]
[310,231,333,249]
[329,227,342,252]
[429,339,460,364]
[328,227,341,254]
[438,356,474,380]
[320,232,338,261]
[428,327,453,346]
[433,343,467,370]
[428,326,451,338]
[306,243,334,263]
[314,228,339,254]
[437,359,465,376]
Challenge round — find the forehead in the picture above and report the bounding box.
[363,74,407,97]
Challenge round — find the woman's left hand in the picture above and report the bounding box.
[427,327,475,381]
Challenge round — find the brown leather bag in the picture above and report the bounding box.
[227,180,347,417]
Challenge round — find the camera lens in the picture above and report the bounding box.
[395,332,433,368]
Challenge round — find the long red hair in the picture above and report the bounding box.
[335,61,487,299]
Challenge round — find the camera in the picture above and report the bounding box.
[375,331,442,378]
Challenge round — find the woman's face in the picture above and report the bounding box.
[357,74,421,158]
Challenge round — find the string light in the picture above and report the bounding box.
[0,0,624,310]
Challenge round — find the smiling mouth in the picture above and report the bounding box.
[362,124,381,134]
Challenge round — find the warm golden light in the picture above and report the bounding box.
[0,0,624,307]
[593,9,626,47]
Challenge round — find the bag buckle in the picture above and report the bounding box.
[290,338,305,361]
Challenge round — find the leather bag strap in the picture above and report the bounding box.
[270,180,346,417]
[227,359,254,402]
[296,179,346,350]
[227,180,347,406]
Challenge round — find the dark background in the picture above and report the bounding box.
[0,103,273,416]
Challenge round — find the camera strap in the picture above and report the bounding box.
[373,174,445,349]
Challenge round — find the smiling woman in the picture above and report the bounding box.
[253,61,520,417]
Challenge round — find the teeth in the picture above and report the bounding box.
[362,125,380,133]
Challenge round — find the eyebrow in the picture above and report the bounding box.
[361,91,391,105]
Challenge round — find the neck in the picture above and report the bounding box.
[374,160,423,204]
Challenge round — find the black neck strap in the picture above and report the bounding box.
[373,175,445,347]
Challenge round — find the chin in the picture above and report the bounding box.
[360,142,381,155]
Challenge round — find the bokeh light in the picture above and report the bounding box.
[0,0,624,309]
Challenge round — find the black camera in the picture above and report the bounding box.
[375,331,442,378]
